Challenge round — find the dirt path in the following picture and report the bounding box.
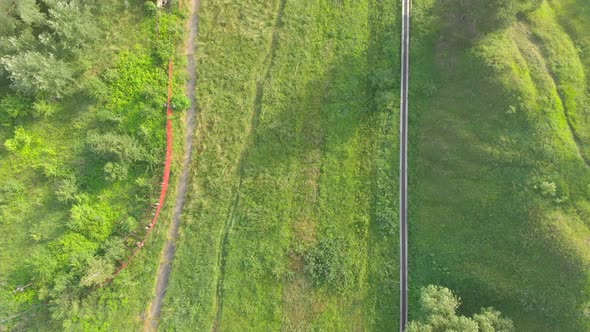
[144,0,200,330]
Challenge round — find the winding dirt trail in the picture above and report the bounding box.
[144,0,200,330]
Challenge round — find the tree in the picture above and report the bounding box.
[45,2,99,56]
[80,257,114,287]
[86,132,145,164]
[407,285,514,332]
[55,175,79,204]
[1,51,73,98]
[15,0,44,25]
[68,203,112,242]
[103,161,129,182]
[474,308,515,332]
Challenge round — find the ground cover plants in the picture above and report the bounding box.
[2,0,590,330]
[0,1,189,329]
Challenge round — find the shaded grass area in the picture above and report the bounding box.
[160,0,400,330]
[409,0,590,330]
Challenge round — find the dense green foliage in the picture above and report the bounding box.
[304,237,352,292]
[407,285,513,332]
[159,0,400,330]
[0,1,187,330]
[410,0,590,330]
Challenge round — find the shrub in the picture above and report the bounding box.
[68,203,112,242]
[104,161,128,182]
[32,100,59,117]
[55,175,79,204]
[540,181,557,197]
[144,1,158,16]
[0,179,24,206]
[304,236,351,293]
[0,94,29,118]
[86,132,145,163]
[507,105,517,114]
[80,257,114,287]
[4,126,32,152]
[171,94,190,111]
[81,76,109,101]
[421,81,438,97]
[102,237,127,261]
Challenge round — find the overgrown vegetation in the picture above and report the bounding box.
[3,0,589,330]
[0,1,188,329]
[304,237,352,293]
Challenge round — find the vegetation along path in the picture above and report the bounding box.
[145,0,201,330]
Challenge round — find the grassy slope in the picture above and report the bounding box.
[158,1,280,330]
[410,0,590,330]
[160,0,400,330]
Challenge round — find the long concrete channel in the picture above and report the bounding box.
[399,0,411,330]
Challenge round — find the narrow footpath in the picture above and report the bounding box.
[144,0,200,330]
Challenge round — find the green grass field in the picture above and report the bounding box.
[159,0,400,330]
[409,0,590,330]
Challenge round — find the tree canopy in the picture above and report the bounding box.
[407,285,514,332]
[0,0,104,98]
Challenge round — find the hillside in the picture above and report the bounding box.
[409,0,590,330]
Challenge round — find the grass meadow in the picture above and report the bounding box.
[159,0,401,330]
